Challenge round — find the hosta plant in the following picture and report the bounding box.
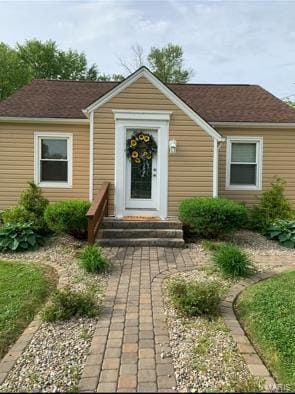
[266,220,295,248]
[0,222,44,252]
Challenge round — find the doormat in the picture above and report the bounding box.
[122,216,160,221]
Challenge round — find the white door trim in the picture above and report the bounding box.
[114,110,170,219]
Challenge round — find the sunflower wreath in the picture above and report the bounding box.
[126,131,157,177]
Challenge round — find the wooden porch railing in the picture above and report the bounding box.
[87,182,109,245]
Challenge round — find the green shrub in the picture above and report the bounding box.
[212,243,253,278]
[19,181,49,217]
[266,220,295,248]
[249,177,293,231]
[44,200,91,239]
[2,182,49,234]
[179,197,248,239]
[79,245,110,273]
[42,288,99,322]
[167,278,221,316]
[0,222,44,252]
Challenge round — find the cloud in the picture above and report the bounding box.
[0,0,294,97]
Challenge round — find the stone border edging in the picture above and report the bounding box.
[220,267,293,391]
[0,261,69,386]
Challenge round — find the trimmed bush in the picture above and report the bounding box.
[0,222,44,252]
[19,181,49,217]
[79,245,110,273]
[42,288,99,322]
[44,200,91,239]
[212,243,253,278]
[2,182,49,234]
[179,197,248,239]
[167,278,221,316]
[266,219,295,248]
[249,177,293,231]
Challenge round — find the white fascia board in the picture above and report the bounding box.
[112,109,172,121]
[84,67,223,141]
[0,116,89,125]
[211,121,295,128]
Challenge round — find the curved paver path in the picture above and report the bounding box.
[78,246,203,393]
[79,248,295,393]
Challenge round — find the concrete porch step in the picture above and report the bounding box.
[102,228,183,239]
[103,217,182,230]
[97,237,185,248]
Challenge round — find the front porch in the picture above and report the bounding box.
[87,183,185,247]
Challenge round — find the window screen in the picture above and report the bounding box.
[39,138,68,183]
[230,142,257,186]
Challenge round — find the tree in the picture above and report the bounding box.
[119,44,145,74]
[147,43,192,83]
[16,39,114,80]
[0,39,124,100]
[283,98,295,108]
[119,43,193,83]
[0,43,30,100]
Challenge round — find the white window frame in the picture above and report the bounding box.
[226,136,263,191]
[34,132,73,188]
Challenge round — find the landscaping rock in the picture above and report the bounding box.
[0,235,109,392]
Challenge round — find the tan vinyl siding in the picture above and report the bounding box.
[0,123,89,210]
[218,127,295,207]
[93,76,214,216]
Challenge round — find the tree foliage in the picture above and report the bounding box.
[147,43,192,83]
[283,98,295,108]
[0,39,124,100]
[119,43,193,83]
[0,43,31,100]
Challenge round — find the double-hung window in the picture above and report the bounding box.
[34,133,73,187]
[226,137,263,190]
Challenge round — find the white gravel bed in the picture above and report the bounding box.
[0,235,109,393]
[163,270,263,393]
[187,230,295,272]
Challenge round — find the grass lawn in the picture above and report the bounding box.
[0,260,56,359]
[236,270,295,390]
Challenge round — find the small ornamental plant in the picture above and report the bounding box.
[2,182,49,234]
[212,243,254,278]
[0,222,44,252]
[249,177,293,231]
[266,220,295,248]
[79,245,111,273]
[42,288,99,322]
[167,278,221,316]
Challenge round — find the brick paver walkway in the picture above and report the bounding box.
[78,247,295,393]
[79,247,202,393]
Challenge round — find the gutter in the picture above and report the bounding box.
[0,116,89,125]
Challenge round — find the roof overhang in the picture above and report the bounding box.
[211,121,295,128]
[0,116,89,125]
[83,66,223,142]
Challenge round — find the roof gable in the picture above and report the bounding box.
[84,67,223,141]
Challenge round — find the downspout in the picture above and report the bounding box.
[213,139,223,197]
[89,111,94,201]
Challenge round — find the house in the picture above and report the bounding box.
[1,66,295,227]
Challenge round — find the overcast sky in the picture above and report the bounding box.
[0,0,294,98]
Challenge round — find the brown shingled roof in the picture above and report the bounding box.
[0,78,295,123]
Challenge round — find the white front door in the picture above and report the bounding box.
[125,128,158,210]
[114,111,170,219]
